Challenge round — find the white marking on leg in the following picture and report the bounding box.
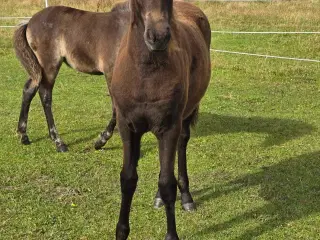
[20,122,27,129]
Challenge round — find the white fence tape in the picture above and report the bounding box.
[190,0,272,1]
[212,31,320,34]
[211,49,320,63]
[0,17,31,19]
[1,0,319,64]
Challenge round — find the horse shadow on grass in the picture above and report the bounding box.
[195,151,320,239]
[29,112,315,152]
[194,112,316,146]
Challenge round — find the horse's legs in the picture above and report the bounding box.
[17,78,40,144]
[37,62,67,152]
[95,74,117,150]
[157,125,180,240]
[94,104,116,150]
[116,118,141,240]
[154,110,197,211]
[177,114,196,211]
[38,80,67,152]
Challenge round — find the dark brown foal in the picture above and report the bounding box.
[13,2,129,152]
[111,1,211,239]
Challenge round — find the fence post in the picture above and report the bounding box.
[45,0,49,7]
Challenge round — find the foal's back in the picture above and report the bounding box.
[172,1,211,118]
[26,4,129,78]
[174,1,211,48]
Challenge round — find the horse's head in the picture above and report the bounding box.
[130,0,173,52]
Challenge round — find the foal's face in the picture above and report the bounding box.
[130,0,173,51]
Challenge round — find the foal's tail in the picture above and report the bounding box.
[13,24,42,82]
[190,107,199,127]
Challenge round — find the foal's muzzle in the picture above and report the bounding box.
[144,27,171,52]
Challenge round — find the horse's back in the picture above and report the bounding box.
[174,1,211,49]
[26,6,129,75]
[173,1,211,118]
[111,1,129,12]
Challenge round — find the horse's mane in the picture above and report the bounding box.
[111,1,130,12]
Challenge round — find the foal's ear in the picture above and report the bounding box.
[129,0,136,24]
[129,0,141,25]
[129,0,132,11]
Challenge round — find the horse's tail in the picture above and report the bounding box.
[190,107,199,127]
[13,24,42,83]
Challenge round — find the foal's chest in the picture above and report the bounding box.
[113,75,185,133]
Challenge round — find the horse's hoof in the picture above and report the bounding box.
[182,202,196,212]
[154,197,164,209]
[165,233,179,240]
[94,131,113,150]
[116,223,130,240]
[21,135,31,145]
[94,139,105,150]
[56,143,68,152]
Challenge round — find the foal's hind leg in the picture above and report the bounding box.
[37,62,67,152]
[94,104,116,150]
[17,78,40,144]
[38,78,68,152]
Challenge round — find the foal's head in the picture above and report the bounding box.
[130,0,173,51]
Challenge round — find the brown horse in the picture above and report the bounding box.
[13,2,129,152]
[111,0,211,239]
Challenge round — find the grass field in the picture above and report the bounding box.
[1,0,320,239]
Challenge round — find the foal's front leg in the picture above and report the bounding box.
[155,114,196,211]
[157,125,181,240]
[177,116,196,211]
[116,119,141,240]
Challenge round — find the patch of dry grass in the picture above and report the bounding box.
[0,0,124,44]
[198,0,320,31]
[0,0,122,17]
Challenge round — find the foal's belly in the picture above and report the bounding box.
[63,51,102,75]
[61,38,114,75]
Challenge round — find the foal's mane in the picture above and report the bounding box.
[111,1,129,12]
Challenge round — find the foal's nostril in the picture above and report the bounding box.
[145,26,171,51]
[165,30,171,41]
[147,29,156,43]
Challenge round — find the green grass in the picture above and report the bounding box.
[1,1,320,239]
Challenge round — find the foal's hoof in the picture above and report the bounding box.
[165,233,179,240]
[94,132,112,150]
[182,202,196,212]
[56,143,68,152]
[116,223,130,240]
[94,138,106,150]
[21,135,31,145]
[154,197,164,209]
